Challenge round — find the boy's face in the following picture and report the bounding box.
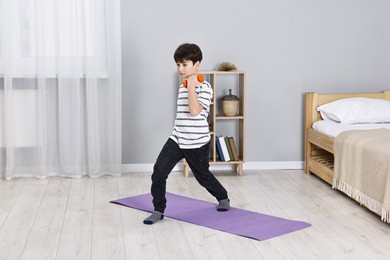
[176,59,200,80]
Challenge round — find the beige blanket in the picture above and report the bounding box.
[333,128,390,223]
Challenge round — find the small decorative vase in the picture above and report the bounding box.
[221,89,239,116]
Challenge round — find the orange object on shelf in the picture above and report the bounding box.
[183,74,204,88]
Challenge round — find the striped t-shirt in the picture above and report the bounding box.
[170,81,213,149]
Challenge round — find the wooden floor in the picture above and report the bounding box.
[0,170,390,260]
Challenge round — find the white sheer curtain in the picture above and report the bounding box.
[0,0,122,179]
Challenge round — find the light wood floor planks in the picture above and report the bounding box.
[0,170,390,260]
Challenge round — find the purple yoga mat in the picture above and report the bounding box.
[110,192,311,241]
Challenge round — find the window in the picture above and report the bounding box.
[0,0,107,76]
[20,0,97,57]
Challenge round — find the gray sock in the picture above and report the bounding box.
[217,199,230,212]
[143,211,164,225]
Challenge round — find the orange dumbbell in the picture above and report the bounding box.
[183,74,204,88]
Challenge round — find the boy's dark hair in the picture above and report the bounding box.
[174,43,203,64]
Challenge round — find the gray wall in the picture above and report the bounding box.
[121,0,390,164]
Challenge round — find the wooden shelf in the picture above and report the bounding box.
[183,70,246,177]
[200,70,246,74]
[215,114,244,120]
[210,160,244,164]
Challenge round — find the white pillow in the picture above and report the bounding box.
[317,97,390,124]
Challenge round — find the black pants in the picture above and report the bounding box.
[151,138,228,213]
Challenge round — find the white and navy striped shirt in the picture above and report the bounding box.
[170,81,213,149]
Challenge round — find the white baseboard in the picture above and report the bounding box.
[122,161,304,173]
[243,161,304,170]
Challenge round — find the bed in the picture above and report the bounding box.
[304,90,390,223]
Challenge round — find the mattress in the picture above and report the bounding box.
[312,120,390,138]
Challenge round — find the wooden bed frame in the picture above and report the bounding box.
[304,90,390,184]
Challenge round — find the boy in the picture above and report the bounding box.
[143,43,230,225]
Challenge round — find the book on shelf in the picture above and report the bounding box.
[215,137,225,161]
[217,136,230,161]
[228,136,239,161]
[224,137,234,160]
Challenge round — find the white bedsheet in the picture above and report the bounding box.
[312,120,390,138]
